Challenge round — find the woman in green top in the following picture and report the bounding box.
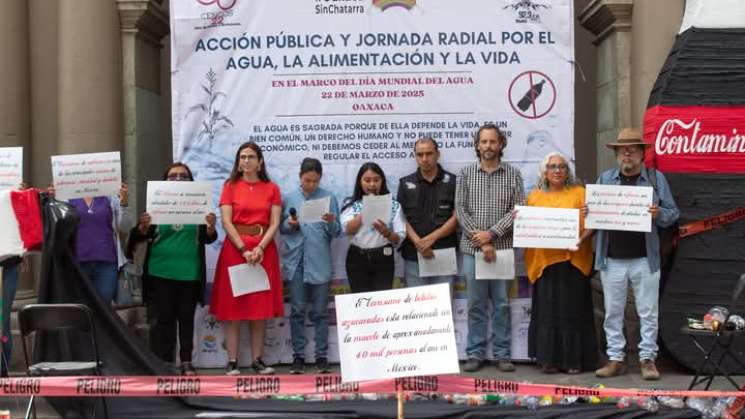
[127,162,217,375]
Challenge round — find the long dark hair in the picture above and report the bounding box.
[227,141,270,183]
[162,162,194,181]
[341,162,389,211]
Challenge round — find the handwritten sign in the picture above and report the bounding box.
[146,181,212,225]
[0,147,22,191]
[51,152,121,201]
[585,184,653,232]
[335,283,459,382]
[513,205,579,249]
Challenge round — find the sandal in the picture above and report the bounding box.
[181,362,197,376]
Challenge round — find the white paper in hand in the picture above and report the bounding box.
[228,263,270,297]
[361,194,391,226]
[417,248,458,277]
[300,196,330,223]
[475,249,515,280]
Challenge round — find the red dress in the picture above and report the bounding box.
[209,179,284,320]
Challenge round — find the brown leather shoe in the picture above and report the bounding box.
[595,361,627,378]
[640,359,660,380]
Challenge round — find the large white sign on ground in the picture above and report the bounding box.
[335,283,458,382]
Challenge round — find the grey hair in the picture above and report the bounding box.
[537,152,576,191]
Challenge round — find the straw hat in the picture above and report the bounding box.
[605,128,649,149]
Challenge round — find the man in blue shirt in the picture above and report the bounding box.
[593,128,679,381]
[280,158,341,374]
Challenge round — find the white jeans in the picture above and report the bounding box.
[600,257,660,362]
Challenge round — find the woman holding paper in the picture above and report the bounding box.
[127,163,217,376]
[525,152,596,374]
[210,142,283,376]
[280,157,340,374]
[68,183,133,303]
[340,162,405,292]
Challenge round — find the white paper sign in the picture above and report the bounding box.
[513,205,579,249]
[475,249,515,280]
[300,196,330,223]
[417,248,458,278]
[146,181,212,225]
[0,147,23,191]
[361,194,391,226]
[51,152,121,201]
[335,283,459,382]
[228,263,270,297]
[585,184,653,232]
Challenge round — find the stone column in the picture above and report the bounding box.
[57,0,124,155]
[630,0,685,127]
[0,0,30,168]
[117,0,170,215]
[579,0,633,174]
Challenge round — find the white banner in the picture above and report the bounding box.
[171,0,573,366]
[0,147,23,191]
[513,205,578,249]
[50,152,121,201]
[335,284,458,382]
[585,184,653,233]
[146,181,212,224]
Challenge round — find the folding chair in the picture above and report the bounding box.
[682,273,745,391]
[19,304,109,419]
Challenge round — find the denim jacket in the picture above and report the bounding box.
[280,187,341,284]
[593,166,680,273]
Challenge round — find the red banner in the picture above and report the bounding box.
[643,105,745,173]
[0,375,742,399]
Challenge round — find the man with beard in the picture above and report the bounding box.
[593,128,679,380]
[455,123,524,373]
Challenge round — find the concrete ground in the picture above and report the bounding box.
[0,359,739,418]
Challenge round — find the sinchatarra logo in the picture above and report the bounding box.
[373,0,416,11]
[503,0,550,23]
[197,0,237,10]
[196,0,238,27]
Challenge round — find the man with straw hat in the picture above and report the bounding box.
[592,128,679,380]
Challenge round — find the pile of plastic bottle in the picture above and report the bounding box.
[238,387,739,418]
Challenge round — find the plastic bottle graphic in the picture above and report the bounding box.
[517,79,545,111]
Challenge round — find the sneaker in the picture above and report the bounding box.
[595,361,627,378]
[463,358,484,372]
[181,362,197,376]
[640,359,660,381]
[225,359,240,376]
[289,357,305,375]
[497,359,516,372]
[251,357,275,375]
[316,357,331,374]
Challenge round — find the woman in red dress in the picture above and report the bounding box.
[210,142,283,375]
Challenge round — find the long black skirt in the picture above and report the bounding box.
[528,261,598,371]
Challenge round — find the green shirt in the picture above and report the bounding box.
[147,224,200,281]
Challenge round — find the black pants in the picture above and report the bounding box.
[148,275,200,363]
[345,245,394,292]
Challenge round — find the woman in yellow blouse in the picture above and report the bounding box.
[525,152,596,374]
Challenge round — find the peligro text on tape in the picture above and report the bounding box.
[1,375,743,399]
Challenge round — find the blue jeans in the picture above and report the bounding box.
[404,260,454,294]
[462,253,511,360]
[79,261,118,304]
[600,257,660,362]
[289,269,329,360]
[1,265,18,376]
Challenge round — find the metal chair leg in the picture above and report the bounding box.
[24,394,37,419]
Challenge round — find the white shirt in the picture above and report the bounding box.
[340,198,406,249]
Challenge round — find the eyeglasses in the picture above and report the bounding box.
[547,164,568,172]
[166,173,190,181]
